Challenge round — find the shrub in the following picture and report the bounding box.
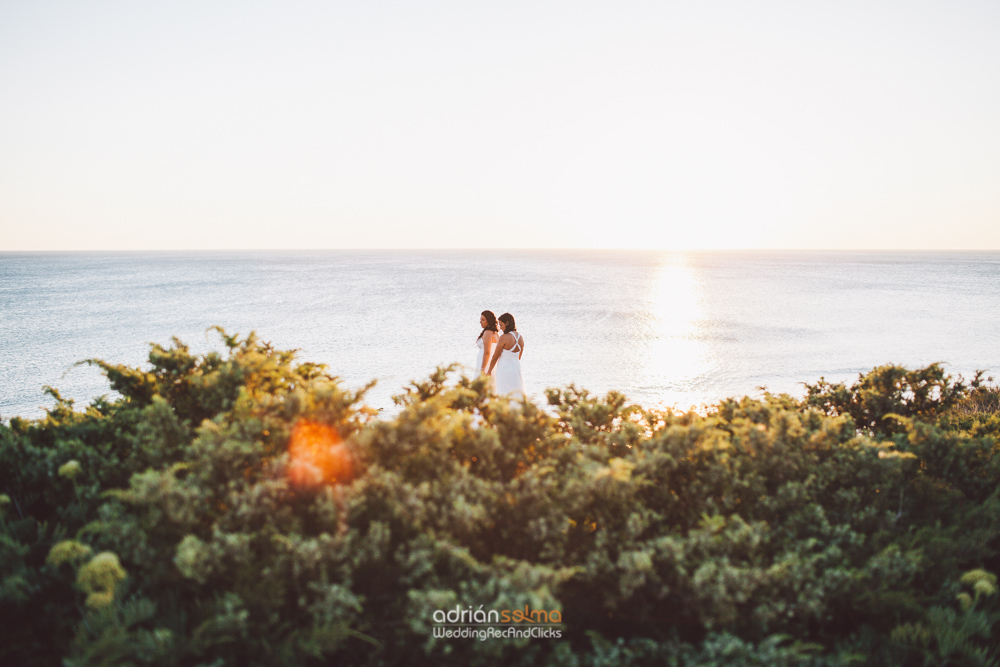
[2,331,999,665]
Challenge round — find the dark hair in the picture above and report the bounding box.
[477,310,498,341]
[498,313,516,333]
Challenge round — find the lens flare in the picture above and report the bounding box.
[287,419,352,487]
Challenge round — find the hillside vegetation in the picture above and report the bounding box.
[2,330,1000,666]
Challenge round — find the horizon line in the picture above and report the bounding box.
[2,247,998,254]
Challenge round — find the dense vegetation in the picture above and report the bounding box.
[2,330,1000,666]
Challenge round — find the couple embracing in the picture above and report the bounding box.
[475,311,526,400]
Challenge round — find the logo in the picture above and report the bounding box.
[431,605,564,641]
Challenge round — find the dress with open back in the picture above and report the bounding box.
[493,332,526,400]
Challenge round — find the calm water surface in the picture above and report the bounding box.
[1,251,998,419]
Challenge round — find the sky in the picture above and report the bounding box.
[1,0,998,251]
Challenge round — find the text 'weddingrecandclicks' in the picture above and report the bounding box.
[431,605,564,641]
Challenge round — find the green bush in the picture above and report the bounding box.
[2,331,999,666]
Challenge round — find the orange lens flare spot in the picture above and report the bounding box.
[287,420,352,487]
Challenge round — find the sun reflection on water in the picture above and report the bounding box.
[641,256,716,410]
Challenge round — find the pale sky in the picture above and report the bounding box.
[1,0,998,250]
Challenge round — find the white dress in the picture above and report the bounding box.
[475,335,497,392]
[493,332,526,400]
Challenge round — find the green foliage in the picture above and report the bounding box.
[804,363,969,437]
[890,569,1000,666]
[2,330,1000,665]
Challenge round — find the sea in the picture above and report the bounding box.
[1,250,998,420]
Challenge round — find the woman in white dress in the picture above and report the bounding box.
[487,312,526,400]
[475,310,498,392]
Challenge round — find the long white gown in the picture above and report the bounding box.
[475,336,497,393]
[493,332,526,400]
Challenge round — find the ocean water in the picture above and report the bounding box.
[1,250,998,420]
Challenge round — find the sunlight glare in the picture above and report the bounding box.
[287,419,353,487]
[641,257,715,409]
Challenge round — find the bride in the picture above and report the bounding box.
[487,312,526,400]
[475,310,498,390]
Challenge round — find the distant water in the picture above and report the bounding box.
[1,251,998,420]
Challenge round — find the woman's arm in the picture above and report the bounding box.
[487,333,509,375]
[518,335,525,360]
[481,332,495,374]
